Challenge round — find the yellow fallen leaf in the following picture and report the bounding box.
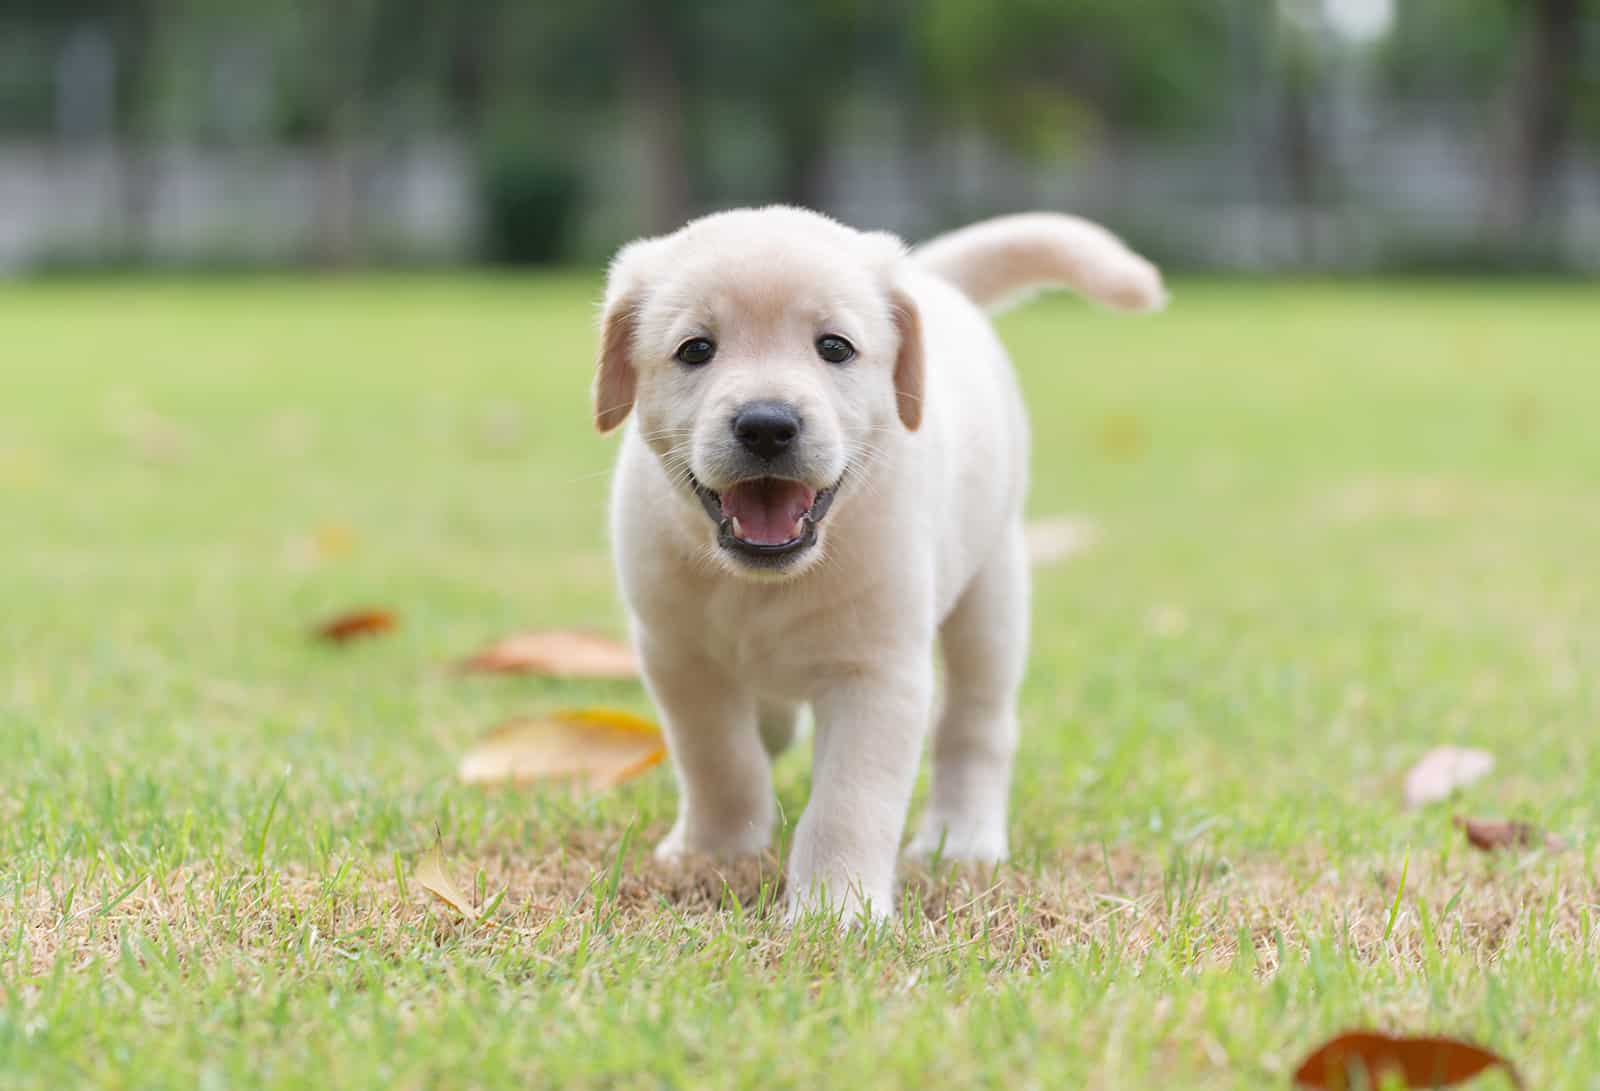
[0,449,46,491]
[413,842,476,918]
[459,707,665,791]
[1095,411,1148,462]
[314,523,357,559]
[457,630,638,679]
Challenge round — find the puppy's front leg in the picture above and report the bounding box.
[639,637,775,860]
[787,661,933,923]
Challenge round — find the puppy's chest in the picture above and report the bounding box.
[673,585,871,699]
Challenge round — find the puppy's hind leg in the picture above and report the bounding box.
[908,525,1029,863]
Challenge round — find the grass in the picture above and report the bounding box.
[2,275,1597,1089]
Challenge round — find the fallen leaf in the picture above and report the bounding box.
[1403,746,1494,809]
[315,609,398,643]
[313,523,357,559]
[1146,603,1189,638]
[1293,1030,1521,1089]
[1095,411,1148,462]
[412,842,476,918]
[458,707,665,790]
[0,447,46,491]
[283,524,359,570]
[1453,816,1566,853]
[1024,515,1101,566]
[1505,393,1540,440]
[457,630,637,679]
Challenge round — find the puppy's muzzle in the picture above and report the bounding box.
[690,473,840,562]
[732,401,800,462]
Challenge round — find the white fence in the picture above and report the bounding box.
[2,128,1597,272]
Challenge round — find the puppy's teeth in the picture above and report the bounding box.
[731,516,745,539]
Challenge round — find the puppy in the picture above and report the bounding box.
[595,207,1163,921]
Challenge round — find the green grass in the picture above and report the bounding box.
[2,276,1597,1089]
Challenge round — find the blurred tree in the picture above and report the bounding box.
[916,0,1238,153]
[5,0,1594,268]
[1384,0,1594,253]
[1487,0,1585,242]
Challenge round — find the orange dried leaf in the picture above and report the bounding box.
[457,630,637,679]
[1454,816,1565,853]
[315,608,398,642]
[313,523,357,559]
[1403,746,1493,808]
[1293,1030,1521,1090]
[412,842,476,918]
[458,707,665,791]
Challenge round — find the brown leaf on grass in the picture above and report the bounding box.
[1293,1030,1521,1089]
[1024,515,1101,567]
[457,630,637,679]
[315,609,398,643]
[412,842,476,918]
[409,838,502,921]
[458,708,665,791]
[1453,816,1566,853]
[1403,747,1494,809]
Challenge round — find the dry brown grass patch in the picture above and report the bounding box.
[9,832,1596,984]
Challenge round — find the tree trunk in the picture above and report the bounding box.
[1279,62,1321,265]
[314,0,372,266]
[112,4,158,262]
[628,6,691,234]
[1485,0,1582,247]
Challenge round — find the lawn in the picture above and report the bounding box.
[2,276,1597,1089]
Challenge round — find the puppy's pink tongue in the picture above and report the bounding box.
[720,479,816,544]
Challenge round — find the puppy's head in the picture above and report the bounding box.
[594,207,922,578]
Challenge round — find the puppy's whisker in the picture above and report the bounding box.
[562,465,621,486]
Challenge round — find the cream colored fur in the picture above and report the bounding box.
[595,207,1162,922]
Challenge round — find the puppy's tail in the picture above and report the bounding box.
[912,213,1166,315]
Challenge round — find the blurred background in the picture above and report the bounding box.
[2,0,1597,275]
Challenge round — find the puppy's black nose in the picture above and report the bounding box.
[732,401,801,460]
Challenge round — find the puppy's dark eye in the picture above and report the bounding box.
[816,335,855,364]
[675,338,716,366]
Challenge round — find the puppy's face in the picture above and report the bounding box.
[595,209,922,578]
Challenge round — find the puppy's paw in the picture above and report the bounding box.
[905,818,1008,865]
[782,883,891,930]
[654,820,772,862]
[653,825,692,861]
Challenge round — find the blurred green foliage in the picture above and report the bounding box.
[0,0,1594,266]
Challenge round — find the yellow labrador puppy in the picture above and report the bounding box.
[595,207,1163,921]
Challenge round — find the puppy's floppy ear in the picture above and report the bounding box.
[593,239,661,433]
[888,286,924,431]
[594,297,639,433]
[863,232,926,432]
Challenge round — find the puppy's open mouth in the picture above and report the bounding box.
[692,476,838,558]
